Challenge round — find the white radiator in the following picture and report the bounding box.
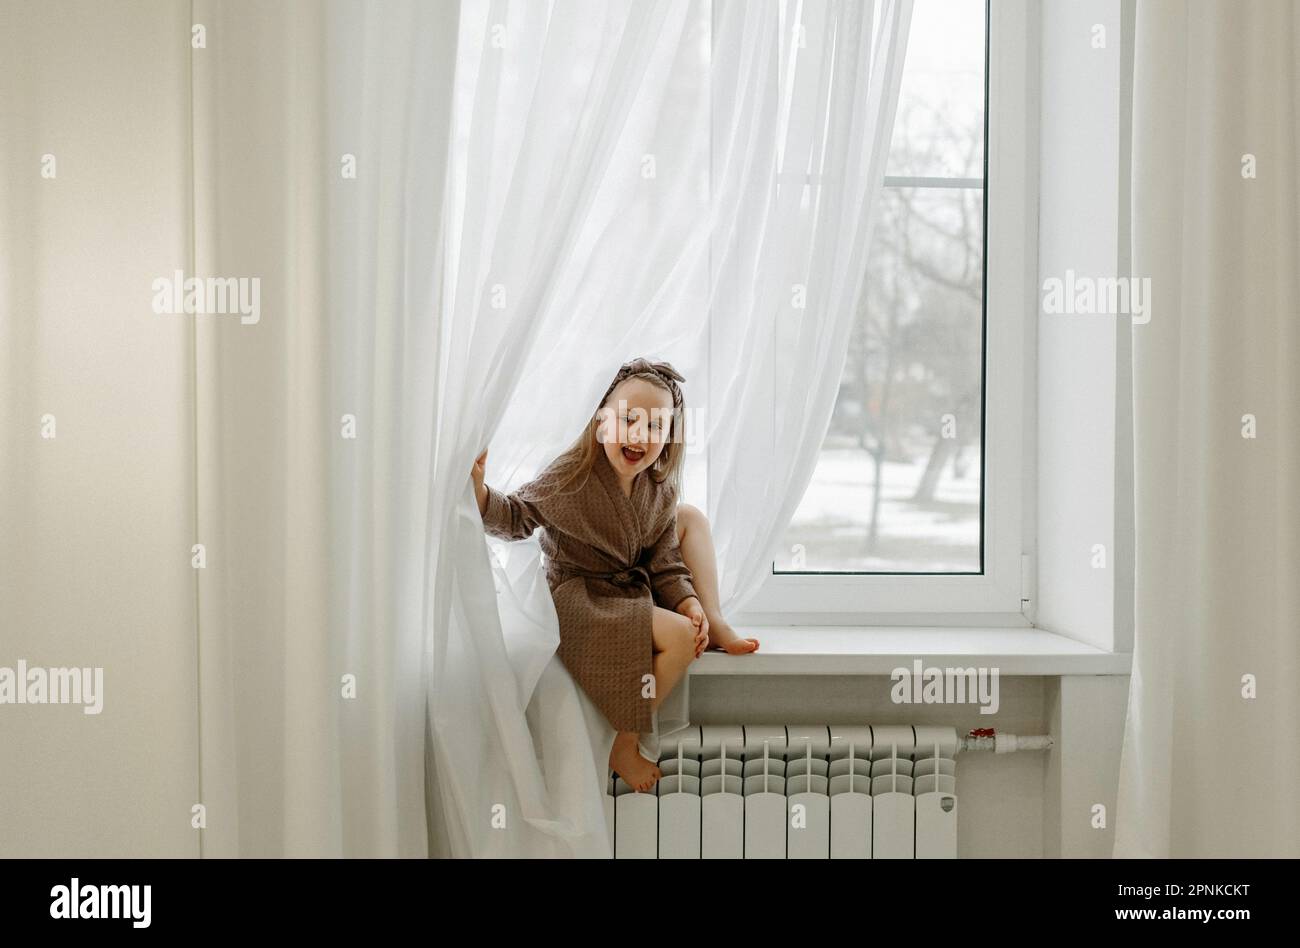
[607,724,964,859]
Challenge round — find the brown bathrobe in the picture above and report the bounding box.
[481,448,698,734]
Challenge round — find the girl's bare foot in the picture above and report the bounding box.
[705,620,759,654]
[609,733,661,792]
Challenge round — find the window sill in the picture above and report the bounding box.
[693,626,1131,676]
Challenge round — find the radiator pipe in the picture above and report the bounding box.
[958,729,1053,753]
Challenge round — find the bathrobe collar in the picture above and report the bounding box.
[594,448,651,558]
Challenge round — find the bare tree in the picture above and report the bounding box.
[833,92,984,555]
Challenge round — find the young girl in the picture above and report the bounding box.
[471,357,759,792]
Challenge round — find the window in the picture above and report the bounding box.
[778,0,986,575]
[737,0,1035,623]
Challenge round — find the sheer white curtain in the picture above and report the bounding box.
[445,0,912,856]
[1115,0,1300,857]
[187,0,690,862]
[703,0,913,612]
[427,0,712,858]
[486,0,912,609]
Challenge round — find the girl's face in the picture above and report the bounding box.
[596,377,675,477]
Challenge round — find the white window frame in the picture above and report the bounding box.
[726,0,1038,627]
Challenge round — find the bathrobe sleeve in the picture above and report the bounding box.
[645,506,697,611]
[481,479,547,541]
[479,456,583,542]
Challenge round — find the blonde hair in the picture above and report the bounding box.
[551,358,688,498]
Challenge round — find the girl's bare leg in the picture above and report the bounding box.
[649,605,698,707]
[608,607,698,792]
[675,503,760,654]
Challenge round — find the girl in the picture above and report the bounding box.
[471,357,759,793]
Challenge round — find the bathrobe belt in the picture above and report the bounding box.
[553,562,651,590]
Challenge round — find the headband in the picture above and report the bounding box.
[598,357,686,410]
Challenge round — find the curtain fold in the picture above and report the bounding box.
[1116,0,1300,857]
[192,0,458,857]
[704,0,913,613]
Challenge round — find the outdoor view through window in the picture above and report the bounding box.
[776,0,987,574]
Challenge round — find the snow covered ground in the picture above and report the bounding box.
[776,446,981,572]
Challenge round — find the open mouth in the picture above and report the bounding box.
[620,445,646,465]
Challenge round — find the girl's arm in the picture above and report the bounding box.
[481,483,547,541]
[645,508,698,611]
[472,449,547,541]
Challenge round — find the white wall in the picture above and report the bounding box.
[1035,0,1124,651]
[1032,0,1133,857]
[0,1,198,857]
